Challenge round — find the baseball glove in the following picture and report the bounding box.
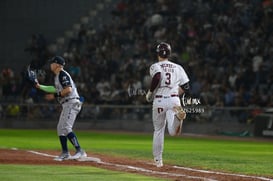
[25,65,39,87]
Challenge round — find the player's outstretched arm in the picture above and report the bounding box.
[36,84,56,93]
[35,84,57,101]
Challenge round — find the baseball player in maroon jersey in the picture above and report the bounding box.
[146,42,189,167]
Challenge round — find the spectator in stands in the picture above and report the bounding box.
[96,77,111,104]
[67,24,87,52]
[24,33,48,67]
[12,0,272,110]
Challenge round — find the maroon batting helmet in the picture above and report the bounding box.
[156,42,171,58]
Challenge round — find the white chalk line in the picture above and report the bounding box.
[100,161,216,181]
[19,149,272,181]
[173,166,273,181]
[27,150,102,162]
[173,166,272,181]
[27,150,56,158]
[25,149,215,181]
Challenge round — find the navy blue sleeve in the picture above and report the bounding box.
[59,71,72,88]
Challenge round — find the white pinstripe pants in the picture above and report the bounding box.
[57,100,82,136]
[152,96,182,161]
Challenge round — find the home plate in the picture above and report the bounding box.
[77,156,101,163]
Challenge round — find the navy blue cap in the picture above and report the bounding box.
[50,56,65,66]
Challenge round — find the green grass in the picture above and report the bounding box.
[1,129,273,179]
[0,164,162,181]
[164,138,273,174]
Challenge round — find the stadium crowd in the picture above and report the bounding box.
[1,0,273,110]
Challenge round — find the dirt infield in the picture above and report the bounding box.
[0,149,272,181]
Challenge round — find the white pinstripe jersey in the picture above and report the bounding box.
[150,60,189,96]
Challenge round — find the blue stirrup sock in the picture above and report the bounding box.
[59,136,68,153]
[67,132,81,151]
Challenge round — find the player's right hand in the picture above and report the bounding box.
[45,94,55,101]
[35,83,40,89]
[146,90,153,102]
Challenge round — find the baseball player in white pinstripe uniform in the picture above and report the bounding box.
[36,56,86,161]
[146,42,189,167]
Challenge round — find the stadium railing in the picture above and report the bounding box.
[0,103,272,137]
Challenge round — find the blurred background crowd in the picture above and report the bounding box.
[1,0,273,109]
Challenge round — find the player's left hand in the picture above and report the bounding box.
[25,65,39,87]
[146,90,154,102]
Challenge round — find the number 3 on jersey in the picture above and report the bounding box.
[165,72,171,85]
